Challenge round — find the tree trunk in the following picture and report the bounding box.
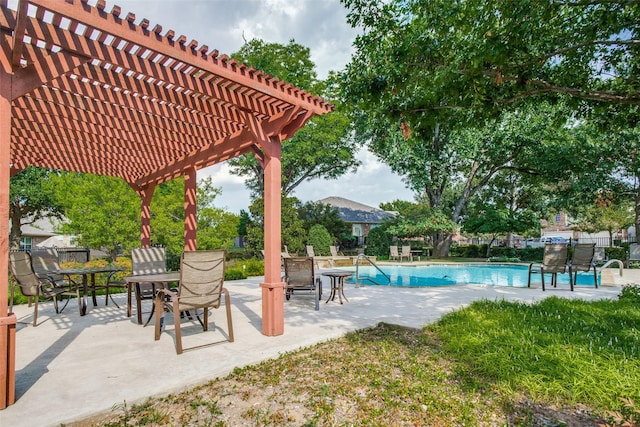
[432,232,452,258]
[9,203,22,250]
[485,236,496,258]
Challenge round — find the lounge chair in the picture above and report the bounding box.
[626,243,640,267]
[528,243,571,291]
[129,247,169,325]
[568,243,598,288]
[306,245,316,257]
[283,257,321,311]
[154,250,233,354]
[400,245,413,262]
[281,245,292,259]
[330,246,339,257]
[9,252,77,326]
[389,246,400,261]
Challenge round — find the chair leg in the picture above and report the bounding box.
[154,296,163,341]
[593,268,598,288]
[105,285,121,309]
[53,294,60,314]
[541,269,546,291]
[173,303,183,354]
[127,283,133,317]
[569,271,574,291]
[203,308,209,331]
[33,298,39,326]
[224,289,234,342]
[136,284,143,325]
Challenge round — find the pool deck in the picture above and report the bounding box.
[1,266,637,427]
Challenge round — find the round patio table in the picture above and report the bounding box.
[321,270,351,304]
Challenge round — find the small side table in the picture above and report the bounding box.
[321,270,352,304]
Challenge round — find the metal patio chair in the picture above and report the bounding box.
[528,243,571,291]
[283,257,322,311]
[568,243,598,288]
[128,247,169,324]
[9,252,77,326]
[154,250,233,354]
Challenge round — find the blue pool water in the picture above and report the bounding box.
[342,264,600,287]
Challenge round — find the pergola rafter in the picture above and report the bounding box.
[0,0,333,408]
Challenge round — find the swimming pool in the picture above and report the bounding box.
[341,264,600,287]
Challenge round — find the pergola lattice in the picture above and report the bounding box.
[0,0,332,408]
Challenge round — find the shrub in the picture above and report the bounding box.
[451,245,543,261]
[619,284,640,303]
[449,244,487,258]
[241,259,264,277]
[606,246,627,263]
[224,267,246,281]
[365,226,392,257]
[307,224,333,256]
[487,256,520,263]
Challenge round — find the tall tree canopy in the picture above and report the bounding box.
[227,39,358,197]
[341,0,639,252]
[342,0,639,127]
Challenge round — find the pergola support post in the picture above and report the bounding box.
[137,184,156,248]
[0,63,16,408]
[184,168,197,251]
[260,136,285,336]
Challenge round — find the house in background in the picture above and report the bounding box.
[540,212,634,246]
[318,196,395,246]
[12,217,66,251]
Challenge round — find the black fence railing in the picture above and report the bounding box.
[56,247,90,263]
[468,236,636,248]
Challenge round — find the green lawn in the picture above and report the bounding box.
[72,289,640,426]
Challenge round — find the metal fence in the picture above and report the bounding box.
[469,236,636,248]
[56,247,90,263]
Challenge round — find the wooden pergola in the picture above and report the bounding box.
[0,0,332,408]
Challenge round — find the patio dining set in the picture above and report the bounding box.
[8,247,233,354]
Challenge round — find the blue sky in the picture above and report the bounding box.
[108,0,415,212]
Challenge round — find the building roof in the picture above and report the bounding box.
[318,196,395,224]
[16,217,60,237]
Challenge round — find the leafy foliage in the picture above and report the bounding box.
[364,225,392,257]
[306,224,333,256]
[245,196,306,255]
[387,210,458,240]
[52,174,237,260]
[619,284,640,303]
[9,167,64,248]
[341,0,640,253]
[228,39,357,197]
[342,0,639,120]
[195,177,240,251]
[52,173,139,261]
[298,201,350,243]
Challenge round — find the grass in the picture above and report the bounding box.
[70,291,640,427]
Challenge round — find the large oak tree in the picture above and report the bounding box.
[341,0,639,253]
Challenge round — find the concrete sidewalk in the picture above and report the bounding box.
[1,269,636,427]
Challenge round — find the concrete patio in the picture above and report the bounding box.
[1,268,636,427]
